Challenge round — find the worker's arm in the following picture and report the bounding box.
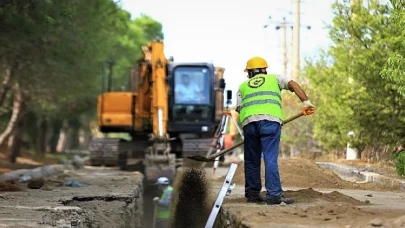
[158,190,172,207]
[287,80,309,102]
[287,80,315,115]
[276,75,310,102]
[197,91,205,102]
[277,75,315,115]
[194,84,205,102]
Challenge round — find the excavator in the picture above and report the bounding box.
[88,39,227,184]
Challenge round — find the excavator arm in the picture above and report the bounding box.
[150,41,169,140]
[133,40,175,182]
[135,40,170,146]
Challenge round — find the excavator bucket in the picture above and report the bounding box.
[187,155,215,162]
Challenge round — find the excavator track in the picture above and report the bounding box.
[88,138,122,166]
[180,137,217,167]
[88,137,176,184]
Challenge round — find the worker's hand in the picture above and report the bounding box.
[153,197,160,203]
[302,100,315,116]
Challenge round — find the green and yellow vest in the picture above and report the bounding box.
[239,74,283,123]
[157,186,173,219]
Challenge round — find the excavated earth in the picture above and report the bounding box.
[212,158,405,228]
[170,168,212,228]
[1,158,404,227]
[0,167,144,228]
[216,158,401,191]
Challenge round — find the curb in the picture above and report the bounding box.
[316,162,405,192]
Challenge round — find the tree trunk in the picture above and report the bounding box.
[57,120,69,153]
[38,117,48,155]
[0,65,13,108]
[82,129,92,150]
[8,115,25,163]
[24,111,38,151]
[289,145,295,158]
[68,118,81,150]
[49,118,63,154]
[0,83,25,149]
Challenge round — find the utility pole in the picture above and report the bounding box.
[264,13,310,80]
[282,20,287,78]
[292,0,301,81]
[290,26,294,79]
[276,18,288,77]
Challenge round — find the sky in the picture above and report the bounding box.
[121,0,335,105]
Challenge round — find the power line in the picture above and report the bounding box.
[264,8,311,79]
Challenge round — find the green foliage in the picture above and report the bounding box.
[0,0,164,153]
[392,151,405,177]
[381,5,405,96]
[302,0,405,153]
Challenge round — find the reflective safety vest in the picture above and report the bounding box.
[157,186,173,219]
[239,74,283,124]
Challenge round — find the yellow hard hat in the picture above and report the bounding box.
[244,57,268,72]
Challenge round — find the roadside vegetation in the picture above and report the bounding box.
[0,0,163,162]
[278,0,405,178]
[1,0,405,178]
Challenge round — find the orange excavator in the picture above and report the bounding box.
[88,39,228,184]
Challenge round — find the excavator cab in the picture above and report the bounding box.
[167,63,224,133]
[166,62,227,159]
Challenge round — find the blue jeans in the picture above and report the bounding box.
[243,120,282,199]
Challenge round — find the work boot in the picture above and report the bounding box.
[266,197,294,205]
[245,192,265,203]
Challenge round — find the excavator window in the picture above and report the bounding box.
[170,65,214,123]
[173,66,210,105]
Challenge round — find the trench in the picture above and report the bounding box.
[141,165,233,228]
[143,184,159,228]
[214,208,246,228]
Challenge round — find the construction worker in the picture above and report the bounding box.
[235,56,315,205]
[153,177,173,228]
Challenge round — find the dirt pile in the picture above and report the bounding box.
[222,199,405,227]
[283,188,366,205]
[221,158,397,191]
[225,188,365,205]
[170,168,211,228]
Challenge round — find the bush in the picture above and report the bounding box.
[392,151,405,177]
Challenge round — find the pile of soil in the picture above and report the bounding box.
[283,188,366,205]
[222,200,405,227]
[0,181,22,192]
[170,168,212,228]
[218,158,396,191]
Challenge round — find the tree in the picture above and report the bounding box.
[302,0,405,160]
[0,0,164,161]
